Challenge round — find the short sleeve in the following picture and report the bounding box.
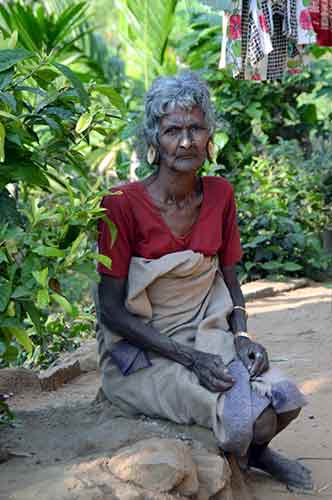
[219,186,243,267]
[97,190,134,278]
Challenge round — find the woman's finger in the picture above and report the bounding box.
[249,351,265,377]
[207,376,234,393]
[257,352,269,375]
[213,365,235,384]
[200,371,234,393]
[238,350,252,371]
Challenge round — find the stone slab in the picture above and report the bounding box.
[39,360,81,391]
[242,278,309,302]
[0,367,41,395]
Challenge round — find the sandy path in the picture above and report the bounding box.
[1,284,332,499]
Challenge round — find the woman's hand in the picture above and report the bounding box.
[234,336,269,378]
[190,351,235,393]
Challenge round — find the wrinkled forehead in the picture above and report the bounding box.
[160,105,206,127]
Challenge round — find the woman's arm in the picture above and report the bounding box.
[97,274,234,392]
[222,265,269,377]
[222,265,247,334]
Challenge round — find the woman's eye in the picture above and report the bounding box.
[191,125,204,132]
[165,127,178,135]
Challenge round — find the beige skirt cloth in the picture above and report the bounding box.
[96,251,306,456]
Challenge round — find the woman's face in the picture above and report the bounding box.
[158,106,210,174]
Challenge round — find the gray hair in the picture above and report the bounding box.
[142,72,215,159]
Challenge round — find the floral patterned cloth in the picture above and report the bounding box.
[217,0,316,80]
[309,0,332,45]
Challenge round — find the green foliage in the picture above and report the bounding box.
[175,9,332,281]
[0,0,90,56]
[227,147,327,282]
[114,0,179,88]
[0,11,129,372]
[0,180,109,367]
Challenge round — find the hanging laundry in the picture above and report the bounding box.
[309,0,332,46]
[201,0,316,80]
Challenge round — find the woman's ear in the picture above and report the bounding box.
[207,139,214,162]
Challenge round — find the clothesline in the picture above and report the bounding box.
[201,0,332,80]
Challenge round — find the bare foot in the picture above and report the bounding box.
[249,447,313,490]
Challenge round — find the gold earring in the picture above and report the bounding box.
[147,145,156,165]
[207,140,214,162]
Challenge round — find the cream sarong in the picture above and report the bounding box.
[96,251,306,456]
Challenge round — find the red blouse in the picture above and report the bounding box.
[97,176,243,278]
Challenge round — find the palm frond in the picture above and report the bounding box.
[114,0,179,88]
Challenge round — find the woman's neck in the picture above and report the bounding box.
[150,168,199,204]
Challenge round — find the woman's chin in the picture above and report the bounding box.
[171,158,201,173]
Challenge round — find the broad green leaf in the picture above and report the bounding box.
[94,253,112,270]
[299,104,317,125]
[70,232,86,255]
[1,163,49,188]
[11,286,31,299]
[32,267,48,288]
[75,112,93,134]
[0,68,13,90]
[0,122,5,162]
[214,131,229,151]
[33,246,65,258]
[59,224,80,249]
[0,249,8,264]
[101,215,118,247]
[53,62,90,108]
[244,261,256,272]
[0,91,16,111]
[23,301,42,334]
[1,343,18,362]
[7,326,33,353]
[283,262,303,271]
[41,115,63,135]
[36,288,49,309]
[8,31,18,49]
[0,48,33,71]
[34,67,59,83]
[52,292,72,314]
[94,85,126,114]
[260,261,283,270]
[0,277,11,312]
[243,235,270,249]
[0,110,18,121]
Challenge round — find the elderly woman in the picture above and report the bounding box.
[96,73,312,490]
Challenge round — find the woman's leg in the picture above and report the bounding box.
[248,407,313,489]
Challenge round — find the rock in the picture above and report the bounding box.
[0,367,40,395]
[213,485,234,500]
[65,456,189,500]
[37,340,97,392]
[242,278,309,302]
[108,438,199,495]
[39,360,81,391]
[191,447,231,500]
[59,340,98,373]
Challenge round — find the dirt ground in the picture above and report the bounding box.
[1,284,332,500]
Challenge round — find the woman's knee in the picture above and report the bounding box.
[253,407,278,445]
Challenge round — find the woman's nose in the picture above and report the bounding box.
[179,130,192,149]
